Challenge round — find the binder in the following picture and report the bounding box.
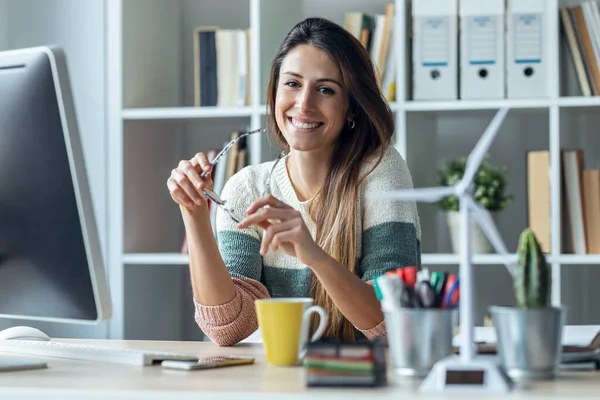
[412,0,459,101]
[459,0,505,99]
[506,0,548,98]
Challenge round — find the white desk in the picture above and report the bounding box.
[0,339,599,400]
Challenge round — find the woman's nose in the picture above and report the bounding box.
[295,88,315,113]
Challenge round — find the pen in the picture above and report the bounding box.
[402,266,417,289]
[417,267,430,283]
[414,280,435,308]
[375,275,402,310]
[443,275,460,309]
[377,267,452,309]
[373,277,383,301]
[431,271,449,308]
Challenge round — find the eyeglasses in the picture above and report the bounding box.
[201,128,286,223]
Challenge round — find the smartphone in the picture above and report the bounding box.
[161,355,255,371]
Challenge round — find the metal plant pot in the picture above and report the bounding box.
[489,306,566,381]
[384,308,458,378]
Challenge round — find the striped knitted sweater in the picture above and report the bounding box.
[194,145,422,346]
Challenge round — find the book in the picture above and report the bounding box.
[194,26,219,106]
[193,26,250,107]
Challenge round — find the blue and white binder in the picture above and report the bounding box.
[459,0,505,99]
[506,0,548,98]
[412,0,458,101]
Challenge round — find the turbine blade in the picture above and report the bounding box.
[467,197,516,276]
[367,186,456,203]
[462,108,509,186]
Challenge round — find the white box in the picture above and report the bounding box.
[412,0,459,101]
[459,0,505,99]
[506,0,548,98]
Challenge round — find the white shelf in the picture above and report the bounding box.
[421,254,518,265]
[118,102,401,120]
[117,97,599,123]
[403,98,551,112]
[556,255,600,265]
[121,106,257,120]
[557,96,600,108]
[123,253,189,265]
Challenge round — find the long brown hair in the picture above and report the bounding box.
[265,17,394,341]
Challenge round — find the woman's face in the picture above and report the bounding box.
[275,44,349,154]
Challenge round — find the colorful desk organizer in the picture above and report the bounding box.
[303,337,387,387]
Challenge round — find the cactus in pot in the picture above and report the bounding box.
[513,228,551,308]
[489,228,564,381]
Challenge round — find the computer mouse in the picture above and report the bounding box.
[0,326,51,341]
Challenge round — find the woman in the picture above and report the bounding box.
[167,17,421,346]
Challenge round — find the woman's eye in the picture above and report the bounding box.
[284,81,299,88]
[319,87,335,95]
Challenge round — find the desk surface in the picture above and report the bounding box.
[0,339,599,399]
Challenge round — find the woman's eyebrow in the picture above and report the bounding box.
[282,71,342,87]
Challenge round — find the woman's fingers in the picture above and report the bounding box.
[270,229,298,253]
[193,152,214,178]
[260,219,297,255]
[237,205,299,229]
[167,152,216,210]
[167,177,196,209]
[170,166,205,206]
[245,194,291,215]
[180,158,210,193]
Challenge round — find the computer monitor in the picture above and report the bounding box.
[0,46,111,324]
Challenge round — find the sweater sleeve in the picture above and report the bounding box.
[194,277,269,346]
[358,146,422,282]
[194,167,270,346]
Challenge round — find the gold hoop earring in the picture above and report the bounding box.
[348,120,355,129]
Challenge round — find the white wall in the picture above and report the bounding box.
[0,0,7,50]
[0,0,107,338]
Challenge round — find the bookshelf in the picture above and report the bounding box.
[106,0,600,341]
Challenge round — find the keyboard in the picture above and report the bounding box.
[0,340,199,366]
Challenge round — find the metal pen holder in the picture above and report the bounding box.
[384,306,458,378]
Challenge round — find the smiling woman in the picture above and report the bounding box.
[274,45,349,157]
[166,17,422,346]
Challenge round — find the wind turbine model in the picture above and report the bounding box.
[368,107,517,393]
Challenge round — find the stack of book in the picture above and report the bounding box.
[560,2,600,97]
[527,148,600,255]
[193,26,251,107]
[343,3,396,101]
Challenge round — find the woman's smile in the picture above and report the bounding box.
[287,116,324,132]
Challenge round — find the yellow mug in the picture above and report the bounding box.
[255,298,328,366]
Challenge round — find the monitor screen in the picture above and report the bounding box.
[0,46,111,323]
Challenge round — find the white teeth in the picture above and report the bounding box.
[291,118,320,129]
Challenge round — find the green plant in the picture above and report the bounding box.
[437,155,513,212]
[513,228,551,308]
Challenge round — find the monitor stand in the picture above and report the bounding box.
[0,356,47,372]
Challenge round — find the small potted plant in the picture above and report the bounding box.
[437,154,512,253]
[489,228,566,381]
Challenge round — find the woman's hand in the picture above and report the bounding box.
[167,152,214,211]
[237,195,331,267]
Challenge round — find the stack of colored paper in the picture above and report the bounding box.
[303,338,387,387]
